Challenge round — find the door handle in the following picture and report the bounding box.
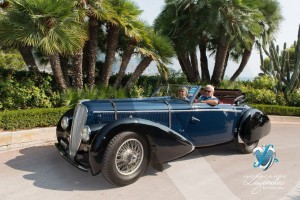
[191,116,200,122]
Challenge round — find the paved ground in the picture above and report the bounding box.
[0,118,300,200]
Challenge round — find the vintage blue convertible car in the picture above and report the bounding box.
[55,84,271,186]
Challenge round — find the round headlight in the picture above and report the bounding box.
[81,126,91,141]
[61,116,69,130]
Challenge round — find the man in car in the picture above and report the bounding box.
[177,86,189,100]
[199,85,219,105]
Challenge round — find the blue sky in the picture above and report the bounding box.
[133,0,300,79]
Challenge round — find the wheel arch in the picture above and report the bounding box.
[88,118,194,175]
[235,108,271,144]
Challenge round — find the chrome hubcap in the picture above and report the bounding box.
[115,139,144,175]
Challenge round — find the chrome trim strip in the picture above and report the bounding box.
[108,100,117,120]
[164,101,172,128]
[94,110,168,113]
[93,109,243,114]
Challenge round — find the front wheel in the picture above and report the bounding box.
[101,131,149,186]
[234,135,259,154]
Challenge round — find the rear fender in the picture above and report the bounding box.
[89,118,194,175]
[236,109,271,143]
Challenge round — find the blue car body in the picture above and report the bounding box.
[55,84,271,185]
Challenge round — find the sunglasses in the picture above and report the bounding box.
[204,90,212,93]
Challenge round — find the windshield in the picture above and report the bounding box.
[152,84,200,101]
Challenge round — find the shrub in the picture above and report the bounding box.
[61,85,128,107]
[245,88,277,105]
[0,107,70,131]
[0,69,61,110]
[252,104,300,116]
[252,75,277,90]
[287,89,300,107]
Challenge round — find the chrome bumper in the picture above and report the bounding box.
[55,143,88,172]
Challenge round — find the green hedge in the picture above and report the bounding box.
[0,107,70,131]
[251,104,300,116]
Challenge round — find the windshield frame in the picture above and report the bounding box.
[151,84,201,104]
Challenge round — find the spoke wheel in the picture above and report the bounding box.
[115,139,144,175]
[102,131,149,186]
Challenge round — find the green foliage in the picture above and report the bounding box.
[0,107,69,130]
[287,89,300,107]
[218,79,288,106]
[252,104,300,116]
[0,68,61,110]
[61,84,128,107]
[0,50,26,70]
[218,79,249,90]
[129,85,144,98]
[245,88,277,105]
[259,25,300,95]
[252,75,277,90]
[0,0,87,55]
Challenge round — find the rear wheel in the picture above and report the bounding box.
[234,135,259,154]
[102,131,149,186]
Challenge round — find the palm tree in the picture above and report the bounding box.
[154,1,200,83]
[124,31,175,91]
[155,0,281,85]
[113,20,149,88]
[75,0,117,88]
[229,0,282,82]
[99,0,142,86]
[209,0,246,85]
[0,5,40,74]
[0,0,87,91]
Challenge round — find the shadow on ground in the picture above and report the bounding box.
[5,145,159,191]
[169,141,239,164]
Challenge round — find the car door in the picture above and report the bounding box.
[185,103,236,147]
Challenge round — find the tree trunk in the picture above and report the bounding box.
[211,35,229,86]
[221,51,230,80]
[86,16,99,89]
[49,55,67,91]
[190,50,200,82]
[113,44,135,88]
[177,54,189,79]
[100,23,120,86]
[199,38,210,82]
[18,45,39,74]
[72,50,84,89]
[82,43,89,80]
[59,55,71,87]
[230,47,253,82]
[177,52,197,82]
[124,57,152,90]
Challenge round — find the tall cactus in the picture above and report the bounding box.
[259,25,300,94]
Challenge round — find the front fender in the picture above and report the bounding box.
[89,118,194,175]
[237,108,271,143]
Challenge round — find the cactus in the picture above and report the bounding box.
[259,25,300,95]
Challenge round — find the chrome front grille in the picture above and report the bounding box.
[69,104,88,158]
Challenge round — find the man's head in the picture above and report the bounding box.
[178,86,188,98]
[203,84,215,97]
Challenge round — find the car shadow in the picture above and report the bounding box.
[168,141,239,163]
[5,144,158,191]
